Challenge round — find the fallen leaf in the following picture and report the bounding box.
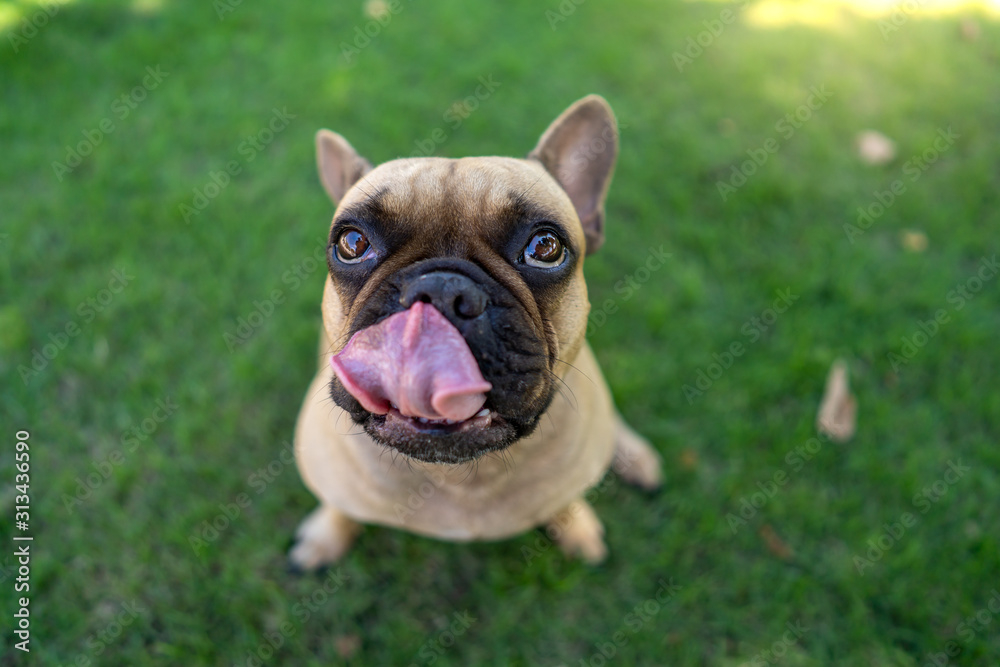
[901,229,928,253]
[335,634,361,659]
[960,19,980,41]
[679,448,698,470]
[759,524,794,560]
[817,360,856,442]
[856,130,896,166]
[363,0,390,20]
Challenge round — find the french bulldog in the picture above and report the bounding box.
[289,95,662,570]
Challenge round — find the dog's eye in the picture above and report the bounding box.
[522,230,565,268]
[335,229,372,264]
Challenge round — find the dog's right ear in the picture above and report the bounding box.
[528,95,618,256]
[316,130,372,205]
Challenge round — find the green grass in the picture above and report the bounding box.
[2,0,999,664]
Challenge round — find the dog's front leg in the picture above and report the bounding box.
[546,498,607,564]
[288,504,360,572]
[612,413,663,491]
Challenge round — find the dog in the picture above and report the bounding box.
[289,95,662,570]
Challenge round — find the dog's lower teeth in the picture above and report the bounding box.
[409,412,487,426]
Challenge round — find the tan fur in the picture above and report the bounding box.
[296,332,618,537]
[291,98,662,568]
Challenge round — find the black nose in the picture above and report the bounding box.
[400,272,488,320]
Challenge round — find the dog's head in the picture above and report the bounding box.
[316,95,618,464]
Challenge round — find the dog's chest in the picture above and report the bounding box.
[294,345,617,541]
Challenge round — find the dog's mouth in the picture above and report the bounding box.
[330,301,491,421]
[353,399,521,463]
[330,301,526,464]
[361,404,518,464]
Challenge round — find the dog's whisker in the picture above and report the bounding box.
[544,367,579,414]
[513,174,545,204]
[458,460,478,483]
[550,356,596,386]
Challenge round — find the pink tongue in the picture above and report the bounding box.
[330,302,491,421]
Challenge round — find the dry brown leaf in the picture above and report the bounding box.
[901,230,928,253]
[856,130,896,166]
[363,0,390,20]
[759,524,794,560]
[335,634,361,659]
[960,19,981,41]
[817,360,857,442]
[679,448,699,470]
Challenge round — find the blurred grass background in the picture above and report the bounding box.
[2,0,999,664]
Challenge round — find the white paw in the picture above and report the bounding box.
[288,506,359,572]
[549,499,608,564]
[613,426,663,491]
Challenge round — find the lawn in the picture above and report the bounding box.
[2,0,999,664]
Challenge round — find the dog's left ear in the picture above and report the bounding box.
[528,95,618,255]
[316,129,373,205]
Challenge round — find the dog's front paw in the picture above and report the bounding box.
[613,418,663,491]
[288,505,360,572]
[547,499,608,564]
